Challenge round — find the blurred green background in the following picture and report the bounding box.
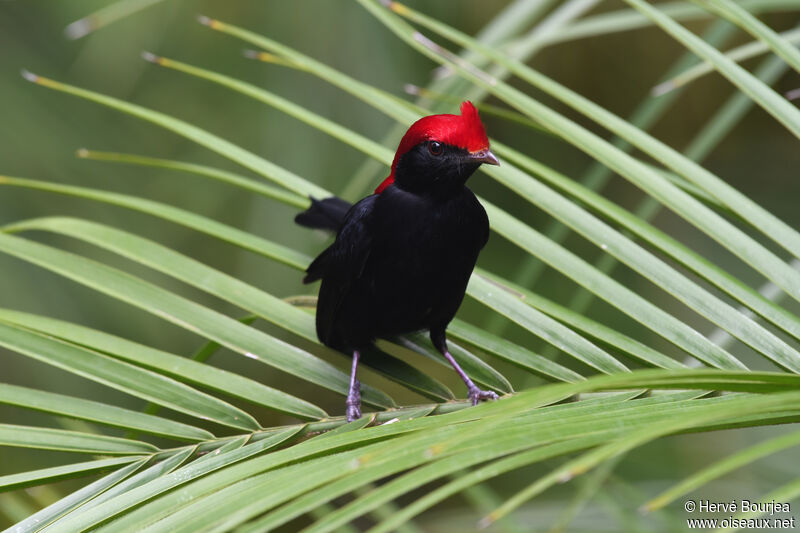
[2,1,800,529]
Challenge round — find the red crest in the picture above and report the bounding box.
[374,101,490,194]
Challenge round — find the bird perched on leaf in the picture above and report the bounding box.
[297,101,500,421]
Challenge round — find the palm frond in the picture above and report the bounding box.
[3,1,800,531]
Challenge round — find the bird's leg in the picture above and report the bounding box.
[431,330,498,406]
[346,350,362,422]
[442,351,498,405]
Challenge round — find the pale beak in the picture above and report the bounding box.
[469,149,500,166]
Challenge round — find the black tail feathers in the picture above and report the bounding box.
[294,196,353,232]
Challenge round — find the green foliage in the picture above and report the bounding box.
[2,1,800,531]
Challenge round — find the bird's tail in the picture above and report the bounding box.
[294,196,352,232]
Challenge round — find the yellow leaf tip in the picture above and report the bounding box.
[379,0,407,13]
[478,514,496,529]
[640,498,664,514]
[243,49,288,66]
[404,84,437,99]
[196,14,220,29]
[141,51,163,64]
[20,69,40,83]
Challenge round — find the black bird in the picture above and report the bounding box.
[298,101,500,421]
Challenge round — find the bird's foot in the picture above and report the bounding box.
[346,379,362,422]
[345,403,361,422]
[468,386,498,406]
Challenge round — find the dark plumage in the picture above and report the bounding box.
[298,102,500,421]
[294,196,353,232]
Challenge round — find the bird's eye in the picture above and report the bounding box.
[428,141,443,156]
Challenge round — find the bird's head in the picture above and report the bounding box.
[375,101,499,196]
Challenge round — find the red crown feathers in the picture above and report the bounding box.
[374,101,490,194]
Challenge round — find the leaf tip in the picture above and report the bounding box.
[412,31,438,51]
[651,81,675,97]
[141,51,163,65]
[785,88,800,101]
[380,0,408,14]
[197,14,221,29]
[558,470,575,483]
[403,83,422,96]
[433,65,454,81]
[243,49,294,68]
[64,17,93,40]
[640,499,663,514]
[560,464,588,483]
[411,31,497,86]
[20,69,40,83]
[478,514,495,529]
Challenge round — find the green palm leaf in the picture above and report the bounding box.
[3,1,800,531]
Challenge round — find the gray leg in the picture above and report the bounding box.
[431,329,498,406]
[346,350,362,422]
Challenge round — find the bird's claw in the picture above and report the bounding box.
[346,379,362,422]
[468,387,499,406]
[346,403,361,422]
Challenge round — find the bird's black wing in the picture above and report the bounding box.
[303,195,377,348]
[303,195,375,283]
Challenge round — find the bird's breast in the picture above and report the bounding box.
[373,187,487,245]
[368,187,487,284]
